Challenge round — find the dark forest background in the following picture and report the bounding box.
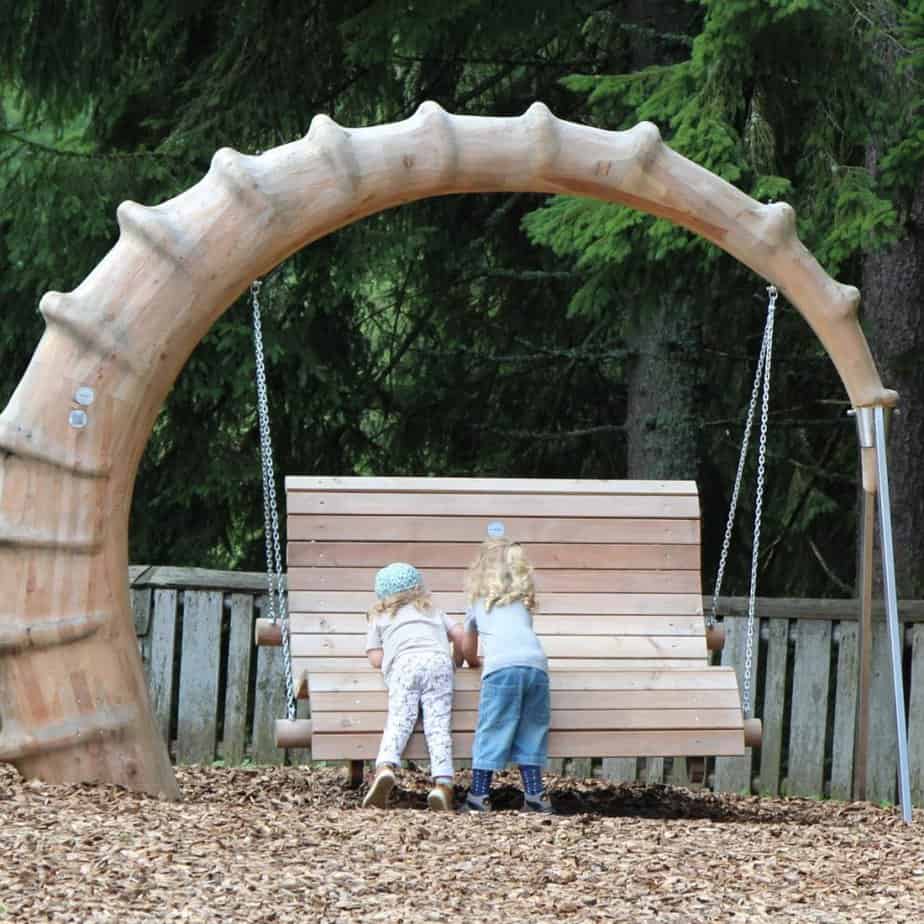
[2,0,923,599]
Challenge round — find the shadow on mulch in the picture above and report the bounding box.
[382,771,783,822]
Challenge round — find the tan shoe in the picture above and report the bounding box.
[362,764,396,809]
[427,782,454,812]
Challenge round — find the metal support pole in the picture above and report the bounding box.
[873,405,913,823]
[853,486,874,801]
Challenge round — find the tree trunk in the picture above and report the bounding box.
[862,172,924,597]
[625,295,700,480]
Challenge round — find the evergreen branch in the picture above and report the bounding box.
[808,537,854,594]
[1,128,192,163]
[477,423,625,441]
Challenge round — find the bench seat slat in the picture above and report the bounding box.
[286,476,697,495]
[288,567,702,594]
[291,635,707,660]
[288,492,700,518]
[313,708,744,734]
[310,729,744,760]
[288,591,704,615]
[295,657,707,674]
[288,542,702,570]
[305,667,741,694]
[288,516,701,544]
[286,612,705,636]
[309,688,743,712]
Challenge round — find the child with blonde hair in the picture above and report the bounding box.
[462,535,554,813]
[363,562,465,811]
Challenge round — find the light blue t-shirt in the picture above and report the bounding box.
[463,598,548,678]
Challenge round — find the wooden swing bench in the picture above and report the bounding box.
[256,476,761,783]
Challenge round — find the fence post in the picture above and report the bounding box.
[176,591,223,765]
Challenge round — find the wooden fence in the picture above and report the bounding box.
[130,565,924,805]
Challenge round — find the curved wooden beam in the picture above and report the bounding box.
[0,102,894,797]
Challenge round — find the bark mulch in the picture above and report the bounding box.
[1,763,922,923]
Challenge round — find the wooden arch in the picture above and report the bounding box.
[0,102,896,798]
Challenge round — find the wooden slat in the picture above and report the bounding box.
[286,476,697,495]
[713,616,759,795]
[288,590,703,615]
[147,589,179,744]
[291,635,706,660]
[288,566,702,594]
[176,590,223,765]
[310,729,744,760]
[646,758,665,784]
[296,656,705,674]
[908,624,924,806]
[758,618,788,796]
[866,621,898,804]
[288,698,312,766]
[600,757,638,782]
[288,541,702,570]
[787,620,832,798]
[830,622,859,801]
[569,758,593,779]
[312,708,744,734]
[286,611,706,637]
[288,492,700,519]
[251,643,287,766]
[288,516,701,544]
[308,688,743,712]
[222,594,254,766]
[307,667,740,694]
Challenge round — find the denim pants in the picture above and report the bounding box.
[472,666,550,770]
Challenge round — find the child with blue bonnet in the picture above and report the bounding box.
[363,562,465,812]
[462,535,555,813]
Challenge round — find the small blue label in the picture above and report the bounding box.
[487,521,505,538]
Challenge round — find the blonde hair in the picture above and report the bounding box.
[465,537,536,612]
[367,586,433,622]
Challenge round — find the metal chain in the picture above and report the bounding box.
[709,286,777,716]
[251,280,296,721]
[743,287,776,716]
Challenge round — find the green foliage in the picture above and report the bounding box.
[0,0,921,599]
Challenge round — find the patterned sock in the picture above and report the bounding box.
[470,768,493,797]
[519,764,544,796]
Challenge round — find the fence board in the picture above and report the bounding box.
[669,758,688,787]
[176,591,223,765]
[252,642,288,765]
[600,758,638,782]
[132,588,153,680]
[830,622,859,801]
[568,758,593,780]
[758,618,788,795]
[713,616,759,795]
[223,594,254,766]
[147,589,179,744]
[908,625,924,805]
[288,698,313,766]
[787,620,832,798]
[646,757,665,784]
[866,622,898,804]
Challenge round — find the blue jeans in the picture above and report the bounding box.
[472,666,550,770]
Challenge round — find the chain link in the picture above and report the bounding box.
[251,280,296,722]
[709,285,777,717]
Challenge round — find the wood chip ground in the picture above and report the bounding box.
[2,764,922,922]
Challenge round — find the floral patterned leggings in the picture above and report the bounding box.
[377,651,454,778]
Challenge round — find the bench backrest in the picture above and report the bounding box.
[285,476,707,679]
